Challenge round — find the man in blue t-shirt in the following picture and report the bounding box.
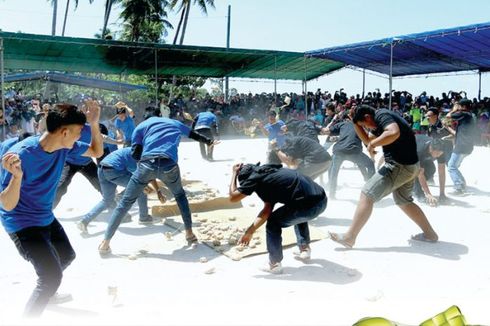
[258,110,285,164]
[113,102,135,147]
[0,101,103,317]
[192,108,219,161]
[97,117,216,254]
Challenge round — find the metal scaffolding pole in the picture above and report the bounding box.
[304,56,308,117]
[0,38,5,140]
[478,70,482,101]
[388,41,394,109]
[224,5,231,102]
[274,55,277,98]
[362,69,366,99]
[154,49,158,107]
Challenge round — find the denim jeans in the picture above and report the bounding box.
[9,219,76,317]
[104,158,192,240]
[265,196,327,264]
[53,161,101,208]
[82,167,149,225]
[448,152,468,191]
[329,151,375,196]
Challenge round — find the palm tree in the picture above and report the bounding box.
[170,0,215,45]
[102,0,124,39]
[61,0,94,36]
[48,0,58,36]
[119,0,173,43]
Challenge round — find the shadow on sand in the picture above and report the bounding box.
[335,240,468,261]
[253,258,362,284]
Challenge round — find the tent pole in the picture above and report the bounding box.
[478,70,482,101]
[154,49,158,107]
[0,38,5,140]
[389,41,393,110]
[362,68,366,99]
[224,4,231,103]
[274,55,277,98]
[304,56,308,117]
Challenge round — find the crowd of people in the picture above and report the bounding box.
[0,86,488,317]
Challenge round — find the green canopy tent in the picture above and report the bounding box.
[0,31,344,138]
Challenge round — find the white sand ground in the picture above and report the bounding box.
[0,136,489,326]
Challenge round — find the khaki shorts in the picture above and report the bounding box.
[362,161,419,205]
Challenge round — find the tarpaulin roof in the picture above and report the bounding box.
[307,21,490,77]
[0,32,344,81]
[4,71,147,92]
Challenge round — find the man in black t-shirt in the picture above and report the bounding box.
[414,135,445,206]
[282,119,327,143]
[324,110,375,199]
[446,99,476,195]
[276,136,332,181]
[228,163,327,274]
[329,105,438,248]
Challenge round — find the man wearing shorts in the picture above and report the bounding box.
[329,105,438,248]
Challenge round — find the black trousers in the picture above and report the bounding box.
[196,128,214,160]
[53,161,101,208]
[9,219,76,317]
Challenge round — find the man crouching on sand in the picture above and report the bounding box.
[228,163,327,274]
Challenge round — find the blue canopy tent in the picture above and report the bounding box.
[3,71,148,92]
[307,21,490,107]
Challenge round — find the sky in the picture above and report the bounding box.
[1,0,490,98]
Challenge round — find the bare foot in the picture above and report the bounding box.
[328,232,354,248]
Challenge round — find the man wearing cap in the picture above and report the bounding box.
[328,105,438,248]
[446,99,477,195]
[192,108,219,161]
[113,102,135,147]
[228,163,327,274]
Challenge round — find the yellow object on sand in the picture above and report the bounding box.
[353,305,467,326]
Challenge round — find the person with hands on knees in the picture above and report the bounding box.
[97,116,218,255]
[0,101,103,317]
[228,163,327,274]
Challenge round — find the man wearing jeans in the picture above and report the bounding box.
[446,99,476,195]
[97,117,215,254]
[329,105,438,248]
[77,147,163,233]
[0,102,103,317]
[229,163,327,274]
[325,110,375,199]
